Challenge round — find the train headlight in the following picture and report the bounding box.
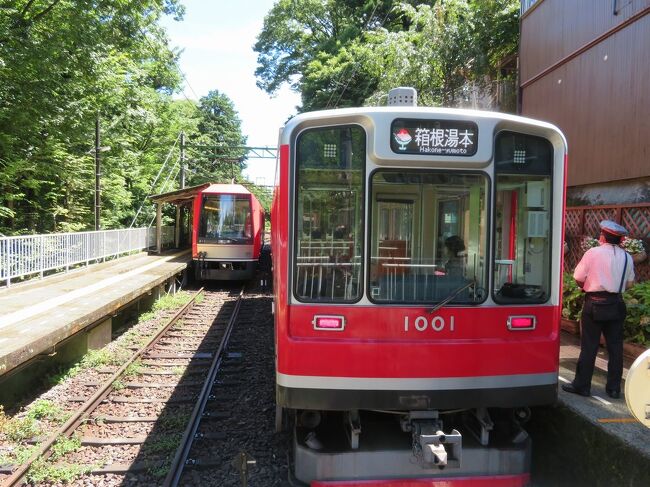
[507,315,536,331]
[312,315,346,331]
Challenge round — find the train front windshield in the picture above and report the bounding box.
[199,194,252,244]
[370,171,487,303]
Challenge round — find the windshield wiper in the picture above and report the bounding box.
[428,280,476,314]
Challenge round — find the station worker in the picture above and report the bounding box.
[563,220,635,399]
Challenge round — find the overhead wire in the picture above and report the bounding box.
[324,1,388,109]
[129,132,181,228]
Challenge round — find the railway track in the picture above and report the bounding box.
[1,287,245,486]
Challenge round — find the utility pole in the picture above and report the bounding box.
[180,132,186,189]
[95,115,101,231]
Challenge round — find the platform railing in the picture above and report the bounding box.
[0,226,174,288]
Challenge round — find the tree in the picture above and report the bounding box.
[0,0,187,233]
[254,0,402,111]
[184,90,248,186]
[255,0,520,111]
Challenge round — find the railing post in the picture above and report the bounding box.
[6,239,11,288]
[40,235,44,279]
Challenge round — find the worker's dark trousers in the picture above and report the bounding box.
[573,293,625,394]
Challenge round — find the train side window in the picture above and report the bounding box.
[493,131,553,304]
[294,125,365,302]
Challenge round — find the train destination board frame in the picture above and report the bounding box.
[391,118,479,156]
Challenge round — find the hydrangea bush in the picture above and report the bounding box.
[580,236,599,252]
[620,236,645,254]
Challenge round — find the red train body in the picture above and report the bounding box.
[271,95,567,485]
[191,183,264,281]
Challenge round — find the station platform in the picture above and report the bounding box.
[555,331,650,470]
[0,250,191,377]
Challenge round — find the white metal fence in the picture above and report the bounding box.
[0,226,174,287]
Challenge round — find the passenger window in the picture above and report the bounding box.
[294,126,365,302]
[493,132,553,303]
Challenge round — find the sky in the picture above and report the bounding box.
[161,0,300,187]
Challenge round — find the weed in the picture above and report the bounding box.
[153,291,193,312]
[159,413,190,429]
[50,436,81,460]
[148,462,170,478]
[138,311,155,323]
[124,360,143,377]
[112,379,125,391]
[0,445,37,466]
[27,458,91,484]
[171,366,185,375]
[27,400,64,422]
[143,434,182,454]
[2,415,41,442]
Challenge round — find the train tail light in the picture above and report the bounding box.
[312,315,346,331]
[507,316,536,331]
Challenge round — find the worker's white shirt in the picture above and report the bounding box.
[574,243,635,293]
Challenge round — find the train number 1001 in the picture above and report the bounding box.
[404,315,455,332]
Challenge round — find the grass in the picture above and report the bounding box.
[0,406,41,442]
[27,459,91,484]
[159,413,190,430]
[0,445,37,467]
[148,462,170,478]
[26,400,64,422]
[153,291,195,312]
[124,360,143,377]
[50,436,81,460]
[143,434,182,455]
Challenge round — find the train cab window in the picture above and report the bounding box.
[294,125,365,302]
[198,194,252,244]
[493,132,553,304]
[369,171,488,304]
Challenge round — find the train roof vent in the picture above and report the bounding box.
[388,87,417,107]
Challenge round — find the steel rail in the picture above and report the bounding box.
[1,288,205,487]
[163,286,245,487]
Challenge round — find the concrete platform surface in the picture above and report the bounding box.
[558,331,650,460]
[0,250,191,376]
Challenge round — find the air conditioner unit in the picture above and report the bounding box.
[527,211,548,238]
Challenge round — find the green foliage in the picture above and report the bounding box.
[185,90,248,186]
[27,458,91,484]
[0,445,37,468]
[152,290,193,312]
[562,272,584,321]
[0,0,198,234]
[26,400,64,422]
[2,415,41,442]
[50,436,81,460]
[562,274,650,346]
[623,281,650,346]
[143,433,182,454]
[255,0,520,111]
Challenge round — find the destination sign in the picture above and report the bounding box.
[391,119,478,156]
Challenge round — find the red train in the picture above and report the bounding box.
[192,183,264,281]
[272,88,567,486]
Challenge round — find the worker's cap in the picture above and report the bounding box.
[599,220,628,237]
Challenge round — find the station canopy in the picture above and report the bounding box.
[149,183,211,206]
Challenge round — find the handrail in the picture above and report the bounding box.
[0,226,174,287]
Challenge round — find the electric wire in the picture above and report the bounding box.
[129,132,181,228]
[324,2,391,109]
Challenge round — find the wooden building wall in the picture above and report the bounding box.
[520,0,650,187]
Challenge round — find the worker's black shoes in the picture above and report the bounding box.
[606,389,621,399]
[562,383,590,397]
